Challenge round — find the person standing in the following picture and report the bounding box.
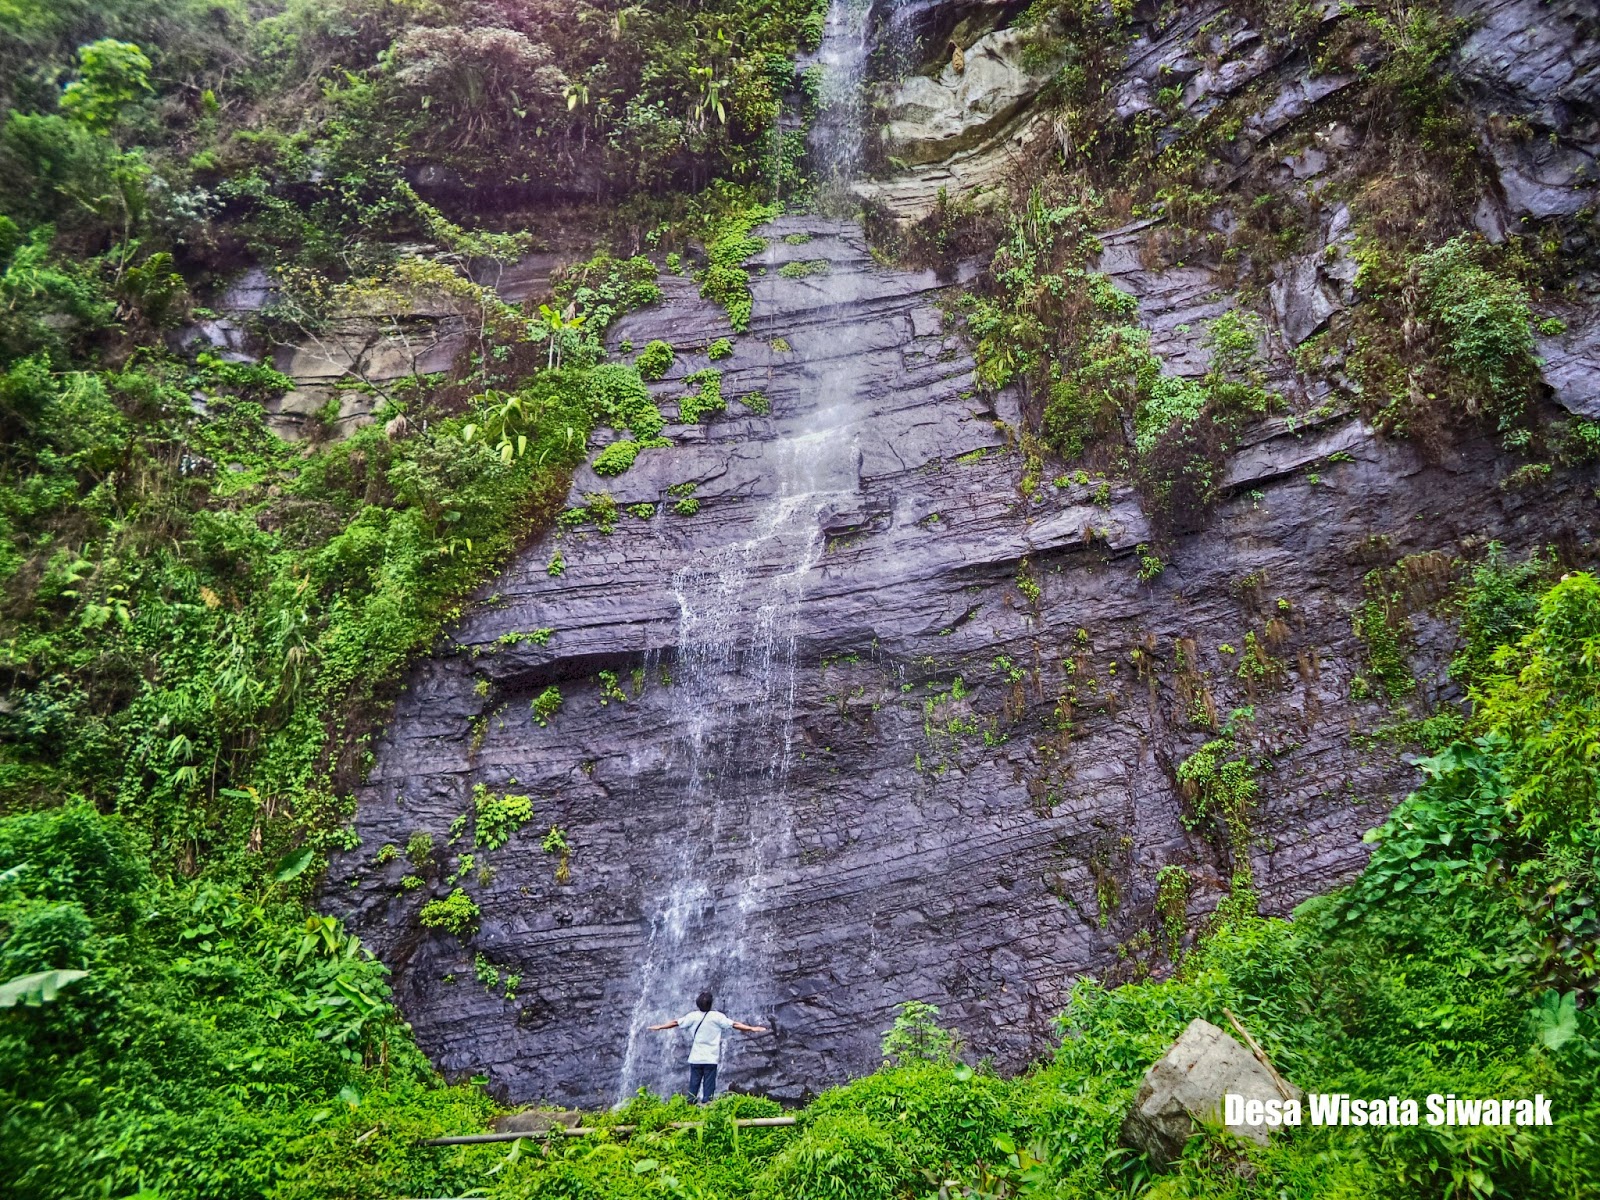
[647,990,769,1104]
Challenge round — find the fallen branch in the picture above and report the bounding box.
[1223,1007,1293,1101]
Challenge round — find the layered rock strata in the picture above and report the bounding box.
[328,216,1596,1106]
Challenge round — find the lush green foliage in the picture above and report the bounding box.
[2,3,1596,1198]
[6,554,1595,1198]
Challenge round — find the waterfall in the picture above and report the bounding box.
[613,422,866,1102]
[612,0,893,1106]
[809,0,874,209]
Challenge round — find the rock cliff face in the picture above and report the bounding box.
[326,0,1600,1108]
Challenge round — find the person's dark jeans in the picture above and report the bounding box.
[687,1063,718,1104]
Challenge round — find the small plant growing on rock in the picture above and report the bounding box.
[547,550,565,577]
[532,686,563,726]
[474,952,500,991]
[405,831,435,870]
[742,390,770,415]
[668,482,699,516]
[1136,544,1164,582]
[473,782,533,850]
[592,439,644,477]
[697,206,775,330]
[590,363,665,438]
[1176,739,1257,845]
[446,852,475,885]
[880,1000,958,1067]
[1236,630,1286,691]
[583,491,620,534]
[420,888,480,937]
[635,339,675,379]
[778,258,829,279]
[374,843,400,865]
[542,825,571,884]
[706,337,733,360]
[1155,864,1191,955]
[1016,559,1042,605]
[679,369,725,423]
[598,671,626,705]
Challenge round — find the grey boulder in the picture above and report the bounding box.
[1120,1017,1299,1167]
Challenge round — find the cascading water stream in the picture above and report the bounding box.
[612,0,888,1103]
[810,0,873,208]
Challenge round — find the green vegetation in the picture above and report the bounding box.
[698,205,779,330]
[1175,736,1258,846]
[778,258,830,278]
[471,784,533,852]
[635,340,676,380]
[1353,570,1417,701]
[593,436,671,478]
[962,191,1273,538]
[419,888,481,937]
[680,368,727,423]
[669,482,702,516]
[707,336,734,360]
[589,363,666,440]
[531,686,563,727]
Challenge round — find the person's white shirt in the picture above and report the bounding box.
[677,1009,735,1064]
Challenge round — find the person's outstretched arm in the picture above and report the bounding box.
[647,1019,680,1031]
[731,1021,769,1033]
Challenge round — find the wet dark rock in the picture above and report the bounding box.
[1537,309,1600,418]
[327,216,1598,1109]
[1455,0,1600,219]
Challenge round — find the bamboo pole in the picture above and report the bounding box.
[421,1116,797,1146]
[1222,1007,1293,1101]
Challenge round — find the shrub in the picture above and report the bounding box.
[418,888,480,936]
[879,1000,957,1067]
[588,363,664,439]
[1175,738,1257,840]
[531,685,563,726]
[1415,236,1537,423]
[592,439,642,476]
[698,205,777,331]
[756,1110,921,1200]
[635,339,674,380]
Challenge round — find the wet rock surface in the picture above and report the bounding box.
[1455,0,1600,220]
[327,215,1597,1108]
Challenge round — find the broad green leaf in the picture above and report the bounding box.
[0,969,89,1008]
[1535,990,1579,1051]
[272,847,315,882]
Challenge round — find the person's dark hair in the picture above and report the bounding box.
[696,990,713,1012]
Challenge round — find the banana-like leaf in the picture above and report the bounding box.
[0,969,89,1008]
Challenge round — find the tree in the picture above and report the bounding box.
[59,39,152,134]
